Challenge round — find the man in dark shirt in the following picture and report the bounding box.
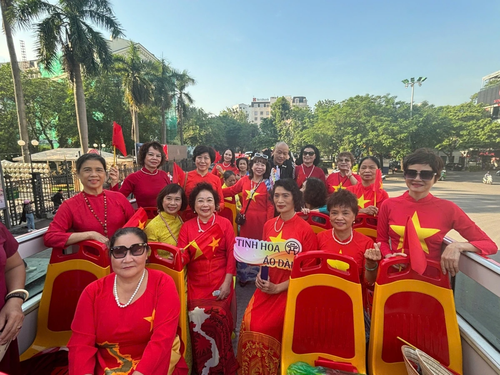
[52,189,64,214]
[269,142,295,180]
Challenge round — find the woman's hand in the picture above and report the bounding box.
[441,242,464,277]
[359,206,378,216]
[216,165,224,174]
[385,252,408,270]
[216,278,232,301]
[301,207,311,215]
[255,273,282,295]
[0,298,24,345]
[364,242,382,266]
[85,231,109,245]
[108,166,120,187]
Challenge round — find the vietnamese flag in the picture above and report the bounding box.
[163,144,168,160]
[124,207,148,230]
[172,162,186,185]
[373,169,383,206]
[112,122,127,156]
[403,215,428,275]
[214,150,222,163]
[184,223,223,260]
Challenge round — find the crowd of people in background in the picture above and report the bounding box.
[0,141,496,375]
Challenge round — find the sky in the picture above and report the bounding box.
[1,0,499,115]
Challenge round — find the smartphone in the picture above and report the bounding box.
[260,266,269,281]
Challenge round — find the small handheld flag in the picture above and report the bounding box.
[403,215,428,275]
[112,122,127,165]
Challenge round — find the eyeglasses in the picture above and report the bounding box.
[110,243,148,259]
[303,151,315,156]
[404,169,436,181]
[337,158,351,163]
[252,153,268,160]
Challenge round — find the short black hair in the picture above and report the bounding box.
[404,148,444,181]
[236,157,248,170]
[296,144,320,166]
[156,184,187,212]
[248,158,271,179]
[138,141,166,167]
[221,149,236,166]
[109,227,148,249]
[358,156,380,170]
[303,177,327,209]
[326,189,359,216]
[272,178,303,212]
[223,170,236,181]
[189,182,220,211]
[192,145,216,164]
[76,154,106,173]
[337,151,355,165]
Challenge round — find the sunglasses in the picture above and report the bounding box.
[303,151,315,156]
[404,169,436,181]
[252,153,268,160]
[110,243,148,259]
[337,158,351,163]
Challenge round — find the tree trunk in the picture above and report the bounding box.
[1,0,29,162]
[161,107,166,144]
[130,108,139,157]
[178,108,184,145]
[72,63,89,154]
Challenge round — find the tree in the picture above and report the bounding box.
[0,63,22,157]
[183,107,224,147]
[0,0,29,161]
[114,43,154,150]
[174,70,195,144]
[270,96,292,142]
[151,59,176,144]
[15,0,123,153]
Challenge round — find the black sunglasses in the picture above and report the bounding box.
[110,243,148,259]
[303,151,315,156]
[404,169,436,181]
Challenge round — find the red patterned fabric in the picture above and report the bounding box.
[347,183,389,209]
[295,165,326,189]
[326,172,362,194]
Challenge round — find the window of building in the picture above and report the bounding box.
[266,111,269,115]
[254,117,258,121]
[260,111,263,115]
[254,111,258,115]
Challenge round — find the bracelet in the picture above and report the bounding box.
[365,263,379,272]
[5,289,29,302]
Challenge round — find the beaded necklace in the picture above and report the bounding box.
[301,164,315,180]
[140,167,159,176]
[197,214,216,233]
[159,212,183,244]
[222,162,231,168]
[114,269,146,308]
[332,228,354,245]
[83,192,108,237]
[274,214,295,233]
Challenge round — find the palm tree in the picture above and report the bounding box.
[113,42,153,151]
[174,70,195,145]
[15,0,123,153]
[0,0,29,162]
[151,58,175,144]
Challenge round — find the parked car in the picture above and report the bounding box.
[446,162,463,171]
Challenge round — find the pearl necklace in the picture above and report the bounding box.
[114,269,146,308]
[301,164,315,180]
[197,214,216,233]
[140,167,159,176]
[83,192,108,237]
[222,162,231,168]
[332,228,354,245]
[159,212,183,244]
[274,214,293,233]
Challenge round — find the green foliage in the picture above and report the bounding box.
[0,63,21,157]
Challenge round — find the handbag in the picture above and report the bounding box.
[236,179,263,226]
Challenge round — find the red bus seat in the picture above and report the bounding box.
[21,241,110,361]
[368,258,462,375]
[353,214,377,241]
[297,212,332,234]
[281,251,366,374]
[146,242,190,365]
[142,206,159,221]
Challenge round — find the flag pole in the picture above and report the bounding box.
[113,146,117,166]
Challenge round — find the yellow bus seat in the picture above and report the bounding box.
[281,251,366,374]
[368,258,462,375]
[353,214,377,241]
[21,240,110,361]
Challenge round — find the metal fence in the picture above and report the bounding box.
[0,158,196,227]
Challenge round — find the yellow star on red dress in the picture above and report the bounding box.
[390,211,440,253]
[208,237,221,252]
[245,190,260,201]
[144,309,155,331]
[357,194,370,208]
[269,231,285,243]
[331,182,344,192]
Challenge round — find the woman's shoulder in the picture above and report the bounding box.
[353,230,374,246]
[216,213,233,228]
[83,273,113,297]
[107,190,132,204]
[148,269,176,290]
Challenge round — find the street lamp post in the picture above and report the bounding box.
[93,143,106,155]
[402,77,427,117]
[17,139,39,173]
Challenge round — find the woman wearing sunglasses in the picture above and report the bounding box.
[237,178,318,375]
[326,151,361,194]
[347,156,389,216]
[177,183,238,374]
[377,148,497,277]
[68,227,188,375]
[222,154,274,286]
[295,144,326,189]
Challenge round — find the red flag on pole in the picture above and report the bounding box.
[373,169,383,206]
[172,162,186,185]
[214,151,222,163]
[112,122,127,156]
[184,223,223,260]
[123,207,148,230]
[403,215,428,275]
[163,144,168,160]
